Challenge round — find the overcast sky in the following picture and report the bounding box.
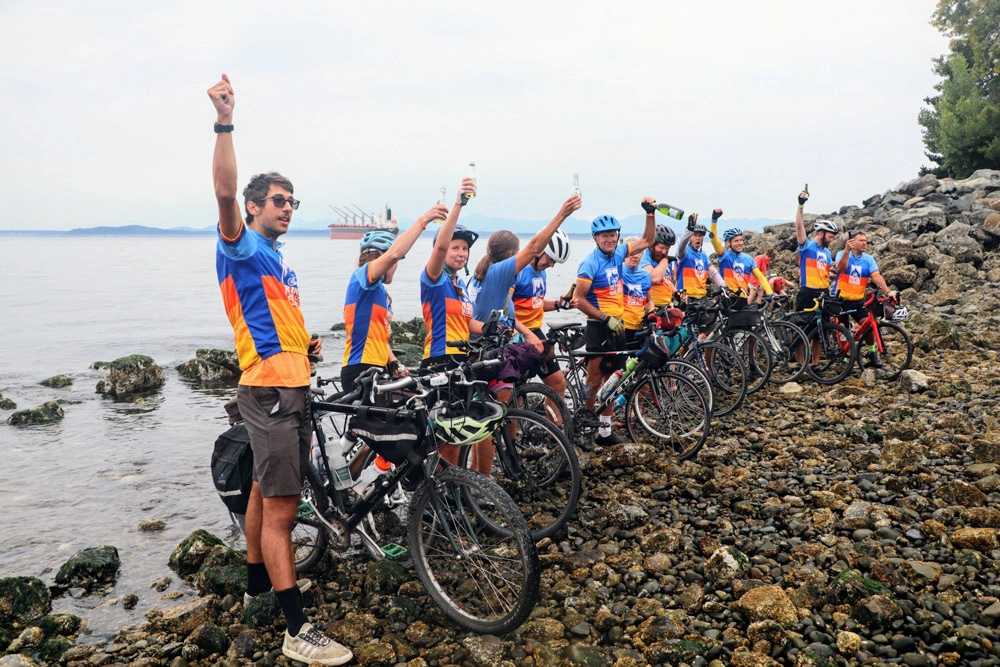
[0,1,950,231]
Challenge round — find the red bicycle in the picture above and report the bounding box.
[838,291,913,381]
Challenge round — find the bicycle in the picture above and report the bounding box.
[296,364,541,634]
[782,292,858,385]
[838,290,913,381]
[727,293,811,384]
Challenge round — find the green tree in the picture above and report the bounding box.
[918,0,1000,177]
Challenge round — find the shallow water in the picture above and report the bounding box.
[0,234,583,639]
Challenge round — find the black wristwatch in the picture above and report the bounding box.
[214,123,234,133]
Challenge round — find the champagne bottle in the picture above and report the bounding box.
[804,183,809,195]
[572,173,581,197]
[564,282,576,301]
[461,162,476,205]
[655,202,684,220]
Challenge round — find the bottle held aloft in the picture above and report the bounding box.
[432,187,447,224]
[572,173,581,197]
[656,202,684,220]
[461,162,477,205]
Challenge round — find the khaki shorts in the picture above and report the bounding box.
[237,385,310,498]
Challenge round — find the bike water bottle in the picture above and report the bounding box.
[354,455,391,496]
[614,394,627,409]
[329,434,353,491]
[624,357,639,375]
[655,202,684,220]
[598,370,623,402]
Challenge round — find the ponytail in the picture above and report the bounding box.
[473,231,519,282]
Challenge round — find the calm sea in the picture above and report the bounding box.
[0,235,583,639]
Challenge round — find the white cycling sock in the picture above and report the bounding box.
[598,415,612,438]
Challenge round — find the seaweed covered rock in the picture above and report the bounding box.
[193,546,246,598]
[0,393,15,410]
[38,375,72,388]
[389,316,427,360]
[169,530,225,578]
[93,355,164,397]
[177,349,240,384]
[0,577,51,628]
[5,401,63,426]
[54,546,120,592]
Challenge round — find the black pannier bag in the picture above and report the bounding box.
[639,335,672,370]
[786,311,815,333]
[350,411,421,465]
[725,308,762,331]
[822,295,844,317]
[211,422,254,515]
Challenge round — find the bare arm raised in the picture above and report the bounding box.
[208,74,242,240]
[368,207,448,282]
[425,178,476,281]
[513,195,582,272]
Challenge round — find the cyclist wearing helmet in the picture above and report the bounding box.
[420,178,480,367]
[708,210,772,307]
[341,206,448,392]
[622,236,654,350]
[833,229,896,367]
[572,197,656,446]
[512,227,574,398]
[675,213,726,301]
[794,188,838,312]
[469,195,582,346]
[639,223,678,307]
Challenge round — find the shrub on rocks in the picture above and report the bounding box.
[6,401,64,426]
[0,576,51,628]
[93,354,165,397]
[54,546,120,591]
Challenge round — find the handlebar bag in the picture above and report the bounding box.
[211,422,254,515]
[725,308,762,331]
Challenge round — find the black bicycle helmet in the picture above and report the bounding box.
[654,224,676,246]
[433,224,480,248]
[690,224,708,236]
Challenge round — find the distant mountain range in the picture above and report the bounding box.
[0,215,787,236]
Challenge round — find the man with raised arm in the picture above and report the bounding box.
[675,212,726,302]
[208,73,352,666]
[794,188,839,368]
[708,209,772,308]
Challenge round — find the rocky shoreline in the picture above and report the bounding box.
[3,171,1000,666]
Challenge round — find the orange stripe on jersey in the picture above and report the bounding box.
[514,297,544,329]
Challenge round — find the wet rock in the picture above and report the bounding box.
[879,441,927,469]
[0,577,51,627]
[938,480,987,507]
[732,585,798,627]
[138,518,166,532]
[837,630,862,655]
[606,504,648,529]
[704,546,749,583]
[853,594,903,628]
[6,401,64,426]
[460,635,512,666]
[0,394,15,410]
[185,622,230,656]
[122,593,138,610]
[54,545,120,591]
[355,641,396,665]
[193,546,245,598]
[599,442,659,468]
[39,375,72,388]
[226,631,257,660]
[950,527,999,551]
[177,349,241,384]
[897,370,930,393]
[93,354,165,397]
[168,530,225,578]
[329,611,381,647]
[363,560,409,595]
[155,597,214,635]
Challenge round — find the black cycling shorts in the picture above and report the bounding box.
[584,321,626,373]
[840,298,867,324]
[530,328,562,379]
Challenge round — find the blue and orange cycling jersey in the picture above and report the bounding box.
[512,264,547,329]
[638,249,676,307]
[717,249,758,295]
[342,263,393,368]
[833,251,880,301]
[676,247,712,298]
[622,266,652,330]
[577,243,631,318]
[216,225,311,387]
[798,239,833,290]
[421,268,474,359]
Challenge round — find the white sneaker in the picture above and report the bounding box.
[243,578,313,607]
[282,622,353,666]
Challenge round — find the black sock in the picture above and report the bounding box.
[246,562,272,597]
[275,587,308,636]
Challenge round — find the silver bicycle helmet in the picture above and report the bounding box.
[812,219,839,234]
[892,305,909,321]
[429,400,506,447]
[544,229,571,263]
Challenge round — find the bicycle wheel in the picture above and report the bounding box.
[683,342,747,417]
[764,321,810,384]
[293,463,330,573]
[660,359,714,415]
[553,354,587,414]
[874,321,913,382]
[625,371,710,461]
[719,329,772,394]
[459,408,581,541]
[509,382,574,444]
[407,467,540,634]
[806,320,857,385]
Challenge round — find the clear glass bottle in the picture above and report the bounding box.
[572,173,581,197]
[462,162,477,205]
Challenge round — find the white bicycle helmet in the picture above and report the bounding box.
[812,219,839,234]
[429,401,506,446]
[892,305,909,321]
[544,229,571,263]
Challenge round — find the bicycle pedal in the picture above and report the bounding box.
[381,543,408,560]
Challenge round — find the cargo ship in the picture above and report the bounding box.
[328,204,399,239]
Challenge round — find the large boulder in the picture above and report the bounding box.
[53,546,120,591]
[897,175,939,196]
[0,577,51,628]
[933,222,983,265]
[39,375,72,388]
[884,207,947,237]
[6,402,63,426]
[93,355,164,397]
[169,530,226,578]
[177,349,241,384]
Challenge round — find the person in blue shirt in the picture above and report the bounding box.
[675,213,726,301]
[833,229,895,367]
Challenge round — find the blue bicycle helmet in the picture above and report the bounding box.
[360,230,396,253]
[433,224,480,248]
[591,215,621,236]
[722,228,743,243]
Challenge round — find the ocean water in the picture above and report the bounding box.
[0,234,583,639]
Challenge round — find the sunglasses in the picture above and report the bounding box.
[255,195,300,210]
